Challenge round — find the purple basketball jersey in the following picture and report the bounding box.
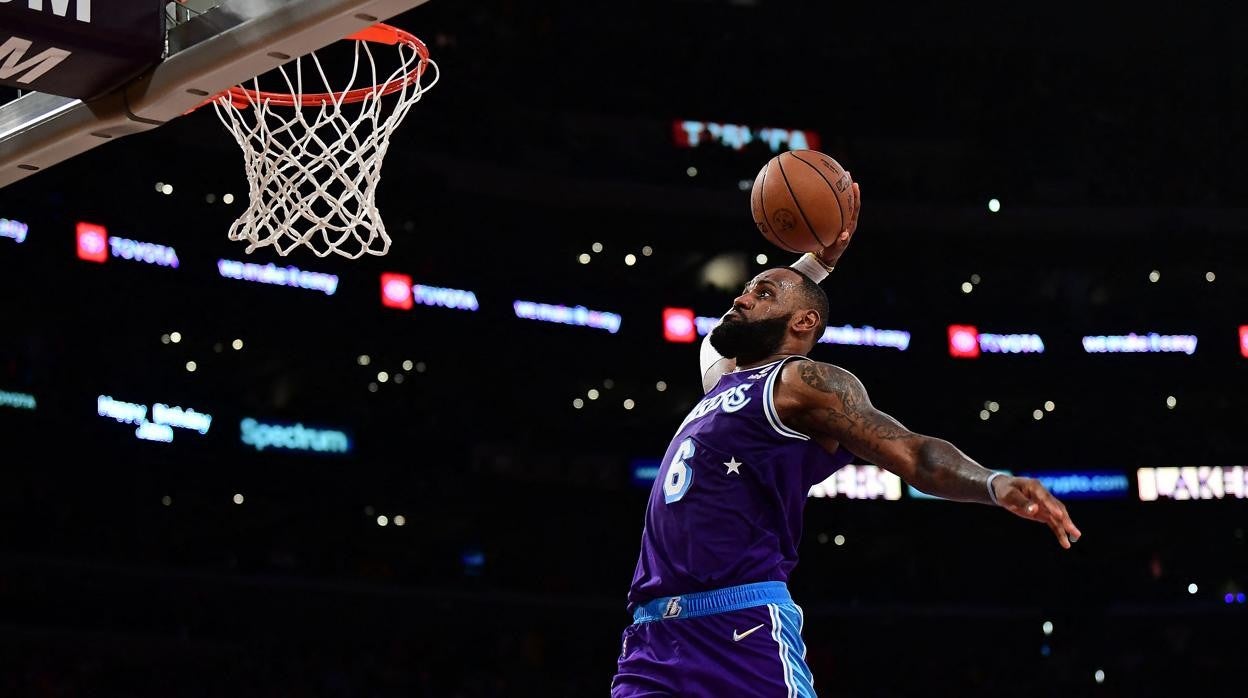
[627,356,853,607]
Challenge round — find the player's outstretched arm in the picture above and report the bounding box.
[780,360,1083,549]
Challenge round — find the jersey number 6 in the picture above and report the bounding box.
[663,438,695,504]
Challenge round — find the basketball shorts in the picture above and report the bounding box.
[611,581,815,697]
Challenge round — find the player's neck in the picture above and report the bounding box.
[734,352,801,372]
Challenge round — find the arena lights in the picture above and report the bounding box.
[808,465,903,501]
[1016,470,1130,500]
[380,273,480,312]
[1137,466,1248,501]
[948,325,1044,358]
[97,395,213,443]
[672,120,821,153]
[0,218,28,244]
[1082,333,1197,355]
[240,417,350,454]
[663,308,697,343]
[1239,326,1248,358]
[513,300,621,334]
[0,389,36,410]
[631,458,662,487]
[75,221,179,268]
[218,259,339,296]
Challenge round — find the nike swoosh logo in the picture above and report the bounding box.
[733,623,766,642]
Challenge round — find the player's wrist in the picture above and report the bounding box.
[986,471,1006,506]
[790,252,834,283]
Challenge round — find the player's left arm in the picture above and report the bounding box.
[780,361,1083,549]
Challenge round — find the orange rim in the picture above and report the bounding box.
[217,24,430,109]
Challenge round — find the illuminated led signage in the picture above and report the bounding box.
[673,120,821,153]
[631,458,662,487]
[1082,333,1197,355]
[1137,466,1248,501]
[97,395,212,443]
[0,218,28,244]
[513,300,621,334]
[218,259,339,295]
[949,325,1044,357]
[76,221,179,268]
[0,389,36,410]
[381,273,479,312]
[809,465,903,500]
[663,308,697,343]
[1016,470,1129,500]
[240,418,351,454]
[1240,326,1248,358]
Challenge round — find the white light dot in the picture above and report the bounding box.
[161,183,173,195]
[358,354,371,366]
[1166,395,1177,409]
[160,334,170,344]
[185,361,197,372]
[642,246,653,257]
[756,253,769,265]
[1188,582,1198,594]
[232,339,243,351]
[979,410,990,421]
[1094,669,1105,684]
[587,389,600,400]
[233,493,244,504]
[1205,271,1216,282]
[1149,270,1161,283]
[592,242,603,253]
[686,166,698,177]
[161,495,172,506]
[578,253,591,264]
[415,362,426,373]
[393,373,405,384]
[573,398,584,409]
[961,282,973,294]
[970,273,982,284]
[205,193,216,204]
[625,253,637,266]
[656,381,668,392]
[988,198,1001,213]
[833,534,846,546]
[1044,400,1056,412]
[367,382,378,393]
[1033,409,1044,420]
[170,331,182,344]
[377,371,389,383]
[154,182,164,193]
[377,515,388,526]
[623,399,635,410]
[402,359,413,371]
[222,193,235,204]
[394,515,406,527]
[988,401,1000,413]
[1042,621,1054,636]
[817,532,829,544]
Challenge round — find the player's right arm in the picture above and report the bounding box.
[700,336,735,393]
[778,360,1083,549]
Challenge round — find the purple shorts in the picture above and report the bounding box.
[611,582,816,697]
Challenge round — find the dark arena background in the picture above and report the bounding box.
[1,2,1246,696]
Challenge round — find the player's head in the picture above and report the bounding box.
[708,267,829,364]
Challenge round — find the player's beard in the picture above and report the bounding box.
[708,314,791,365]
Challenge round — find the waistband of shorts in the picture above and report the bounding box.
[632,582,791,623]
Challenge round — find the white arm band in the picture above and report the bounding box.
[986,471,1005,506]
[790,253,834,283]
[700,334,726,377]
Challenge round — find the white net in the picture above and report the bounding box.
[212,31,438,258]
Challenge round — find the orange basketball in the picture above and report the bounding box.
[750,150,855,254]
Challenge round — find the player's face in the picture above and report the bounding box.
[708,270,801,363]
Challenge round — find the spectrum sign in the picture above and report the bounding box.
[514,300,621,334]
[948,325,1044,358]
[0,218,28,244]
[96,395,212,444]
[240,418,351,454]
[381,273,480,312]
[76,222,179,268]
[809,465,903,501]
[1082,333,1197,355]
[0,389,36,410]
[673,120,821,153]
[219,259,338,296]
[1137,466,1248,501]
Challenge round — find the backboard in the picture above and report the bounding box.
[0,0,432,188]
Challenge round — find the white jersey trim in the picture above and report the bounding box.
[763,356,812,441]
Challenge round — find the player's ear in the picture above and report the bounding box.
[791,308,820,333]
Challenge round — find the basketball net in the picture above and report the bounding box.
[212,26,438,258]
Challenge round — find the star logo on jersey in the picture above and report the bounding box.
[724,457,742,475]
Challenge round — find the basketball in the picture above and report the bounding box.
[750,150,856,254]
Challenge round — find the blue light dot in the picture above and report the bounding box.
[1238,593,1246,604]
[1227,593,1236,604]
[1040,644,1051,657]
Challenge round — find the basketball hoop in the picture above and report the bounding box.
[211,24,438,258]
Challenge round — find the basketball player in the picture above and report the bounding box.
[612,183,1082,697]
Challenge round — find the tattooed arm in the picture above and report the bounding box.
[778,360,1083,548]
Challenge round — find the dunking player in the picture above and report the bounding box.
[611,184,1082,697]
